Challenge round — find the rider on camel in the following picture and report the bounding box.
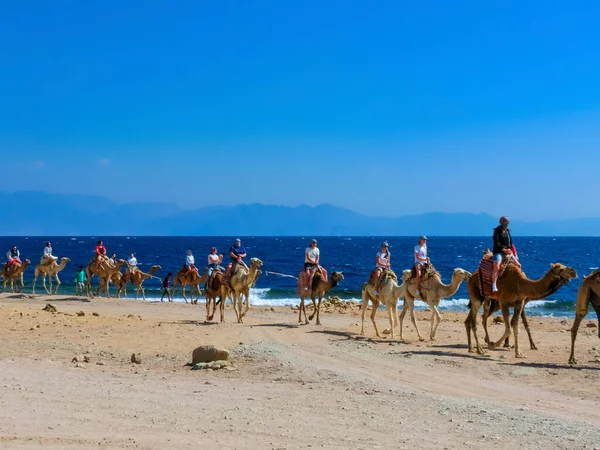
[6,246,21,268]
[303,239,327,288]
[414,236,429,296]
[185,249,196,273]
[207,247,225,280]
[124,253,138,281]
[224,239,247,281]
[373,242,391,295]
[492,216,513,292]
[41,241,58,265]
[95,240,108,270]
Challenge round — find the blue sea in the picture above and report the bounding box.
[1,236,598,318]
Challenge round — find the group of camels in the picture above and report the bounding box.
[355,254,600,365]
[1,248,599,364]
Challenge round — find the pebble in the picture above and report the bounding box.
[76,311,85,317]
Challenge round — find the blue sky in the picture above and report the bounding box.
[2,1,600,220]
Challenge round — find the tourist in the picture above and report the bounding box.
[414,236,429,295]
[74,266,87,295]
[492,216,513,292]
[41,241,58,265]
[6,246,21,267]
[186,249,195,272]
[207,247,225,279]
[125,253,138,280]
[160,272,172,302]
[95,241,108,269]
[373,242,391,294]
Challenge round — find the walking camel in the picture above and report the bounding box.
[172,267,208,304]
[569,270,600,364]
[205,270,232,323]
[229,258,263,323]
[85,259,128,298]
[399,267,472,341]
[114,265,161,300]
[360,269,403,339]
[32,257,70,295]
[2,259,30,293]
[297,270,344,326]
[465,262,577,358]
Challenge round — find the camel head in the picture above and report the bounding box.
[402,270,412,282]
[250,258,263,270]
[330,272,344,283]
[61,257,71,263]
[550,263,578,283]
[453,268,472,281]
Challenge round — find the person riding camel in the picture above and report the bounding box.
[40,241,58,266]
[207,247,225,284]
[185,249,196,273]
[95,240,108,270]
[6,246,21,268]
[414,236,429,296]
[303,239,327,288]
[373,242,391,295]
[109,253,117,267]
[124,253,138,281]
[492,216,514,292]
[224,239,247,281]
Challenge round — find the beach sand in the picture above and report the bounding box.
[0,293,599,449]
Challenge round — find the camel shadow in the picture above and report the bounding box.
[162,320,218,326]
[308,329,354,339]
[406,349,495,362]
[500,361,600,371]
[3,294,92,303]
[253,323,299,329]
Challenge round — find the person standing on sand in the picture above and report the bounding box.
[160,272,172,302]
[492,216,513,292]
[74,266,87,295]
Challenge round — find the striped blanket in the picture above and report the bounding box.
[478,257,496,298]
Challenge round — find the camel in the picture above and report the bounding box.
[32,257,70,295]
[297,270,344,326]
[205,270,232,323]
[360,269,404,339]
[1,259,30,293]
[114,265,161,300]
[569,270,600,364]
[85,259,128,298]
[229,258,263,323]
[399,267,472,341]
[465,263,577,358]
[172,267,208,304]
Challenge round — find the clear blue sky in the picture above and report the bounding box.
[2,1,600,220]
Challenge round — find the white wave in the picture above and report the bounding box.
[525,300,557,308]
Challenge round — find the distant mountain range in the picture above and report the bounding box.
[1,191,599,236]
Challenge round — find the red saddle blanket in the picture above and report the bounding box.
[478,257,496,298]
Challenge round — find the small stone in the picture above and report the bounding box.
[74,363,86,369]
[76,311,85,317]
[72,355,85,363]
[131,353,142,364]
[42,304,57,313]
[192,363,209,370]
[92,312,100,317]
[96,361,105,366]
[83,355,91,363]
[587,322,597,328]
[36,324,41,328]
[192,345,230,364]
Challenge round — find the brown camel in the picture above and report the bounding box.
[85,259,128,298]
[297,271,344,326]
[2,259,30,293]
[360,269,403,339]
[114,265,161,300]
[205,270,232,323]
[32,257,70,295]
[229,258,263,323]
[569,270,600,364]
[399,267,472,341]
[465,263,577,358]
[172,267,208,304]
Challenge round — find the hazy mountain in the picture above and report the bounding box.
[0,191,599,236]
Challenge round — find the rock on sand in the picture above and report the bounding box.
[192,345,230,364]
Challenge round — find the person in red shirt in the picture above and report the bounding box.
[95,240,108,269]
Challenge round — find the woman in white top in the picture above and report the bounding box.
[414,236,429,295]
[207,247,225,279]
[373,242,390,294]
[41,242,58,265]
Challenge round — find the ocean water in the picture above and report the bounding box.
[1,236,598,318]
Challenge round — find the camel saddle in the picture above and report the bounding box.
[207,267,223,288]
[368,268,397,291]
[478,250,514,299]
[409,263,439,282]
[223,261,248,287]
[297,267,318,296]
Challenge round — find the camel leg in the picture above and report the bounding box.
[181,286,188,304]
[569,311,586,365]
[32,270,39,294]
[308,296,317,322]
[430,303,442,341]
[359,291,369,335]
[48,274,53,295]
[482,299,492,344]
[512,301,526,358]
[219,291,226,323]
[369,297,380,337]
[315,295,323,326]
[54,274,61,295]
[490,305,512,350]
[43,273,50,295]
[232,292,240,321]
[391,301,399,338]
[407,296,424,342]
[398,299,408,341]
[298,297,304,324]
[241,288,250,321]
[384,299,395,339]
[520,308,537,350]
[465,300,485,354]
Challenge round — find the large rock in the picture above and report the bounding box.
[192,345,230,364]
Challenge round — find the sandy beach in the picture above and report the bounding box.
[0,293,599,449]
